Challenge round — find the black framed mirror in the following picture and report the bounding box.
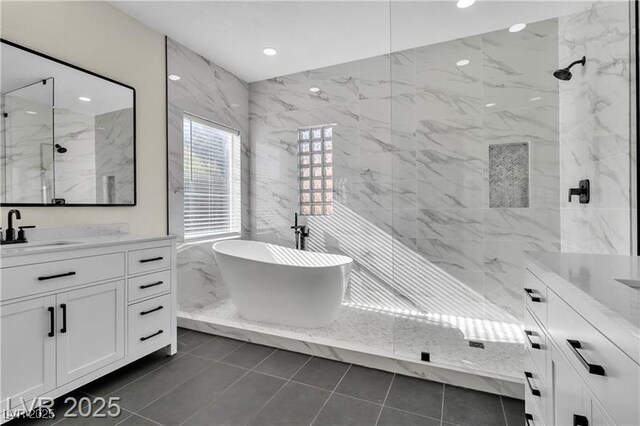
[0,39,136,206]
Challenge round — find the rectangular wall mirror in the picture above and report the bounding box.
[0,40,136,206]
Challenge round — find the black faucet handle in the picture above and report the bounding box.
[17,225,35,242]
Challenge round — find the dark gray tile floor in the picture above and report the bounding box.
[11,328,524,426]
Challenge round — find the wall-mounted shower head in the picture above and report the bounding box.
[54,143,67,154]
[553,56,586,81]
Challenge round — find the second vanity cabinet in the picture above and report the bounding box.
[0,235,176,421]
[523,256,640,426]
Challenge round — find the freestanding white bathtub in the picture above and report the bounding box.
[212,240,352,328]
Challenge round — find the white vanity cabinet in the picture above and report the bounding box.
[524,253,640,426]
[0,235,176,421]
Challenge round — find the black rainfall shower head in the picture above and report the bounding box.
[553,56,586,81]
[55,143,67,154]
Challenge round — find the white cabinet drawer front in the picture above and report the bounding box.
[2,253,125,301]
[524,307,546,379]
[524,270,547,327]
[128,270,171,302]
[128,246,171,275]
[128,294,171,357]
[525,390,545,426]
[525,353,548,424]
[548,290,640,426]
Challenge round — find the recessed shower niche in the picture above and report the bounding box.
[489,142,530,208]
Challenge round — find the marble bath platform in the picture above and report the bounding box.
[178,299,525,399]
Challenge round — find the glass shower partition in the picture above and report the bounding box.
[1,77,54,204]
[388,0,636,391]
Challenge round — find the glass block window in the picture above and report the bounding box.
[299,125,333,216]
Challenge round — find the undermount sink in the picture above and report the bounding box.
[2,240,81,250]
[27,241,80,247]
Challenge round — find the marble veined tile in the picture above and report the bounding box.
[417,178,483,210]
[589,208,632,255]
[417,238,484,273]
[484,240,560,276]
[416,114,483,151]
[417,209,483,241]
[417,147,483,181]
[360,152,393,182]
[482,18,558,76]
[484,208,560,243]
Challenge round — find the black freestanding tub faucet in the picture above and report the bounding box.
[291,213,310,250]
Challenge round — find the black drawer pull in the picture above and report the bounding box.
[140,257,163,263]
[48,307,55,337]
[525,413,534,426]
[525,330,541,349]
[60,303,67,333]
[524,288,541,302]
[573,414,589,426]
[140,306,163,316]
[140,330,163,341]
[524,371,540,396]
[140,281,163,290]
[38,271,76,281]
[567,339,605,376]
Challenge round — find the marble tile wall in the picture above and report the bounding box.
[559,1,633,255]
[166,38,250,312]
[94,108,135,204]
[249,18,561,349]
[53,107,97,204]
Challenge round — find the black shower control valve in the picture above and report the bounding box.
[568,179,590,204]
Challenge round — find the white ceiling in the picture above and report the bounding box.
[111,0,597,83]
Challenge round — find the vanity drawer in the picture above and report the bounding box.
[128,294,171,357]
[128,270,171,302]
[525,351,548,424]
[524,269,547,327]
[525,383,545,426]
[1,252,125,301]
[548,289,640,426]
[128,246,171,275]
[524,307,546,379]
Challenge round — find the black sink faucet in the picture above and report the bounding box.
[2,210,35,245]
[6,209,21,242]
[291,213,310,250]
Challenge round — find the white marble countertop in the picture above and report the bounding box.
[525,251,640,364]
[1,224,176,258]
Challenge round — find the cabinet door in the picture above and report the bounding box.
[56,280,125,385]
[1,296,56,410]
[551,344,590,426]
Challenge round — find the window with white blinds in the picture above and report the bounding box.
[183,114,241,240]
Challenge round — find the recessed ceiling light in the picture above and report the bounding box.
[530,96,542,101]
[168,74,181,81]
[485,102,496,107]
[25,110,38,115]
[309,87,320,93]
[78,96,91,102]
[263,47,278,56]
[509,23,527,33]
[456,0,476,8]
[456,59,470,67]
